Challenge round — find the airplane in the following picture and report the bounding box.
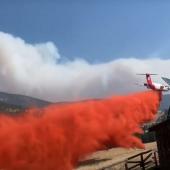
[137,73,170,91]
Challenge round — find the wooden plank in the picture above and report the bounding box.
[127,161,141,164]
[143,153,152,162]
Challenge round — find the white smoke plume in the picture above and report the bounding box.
[0,32,169,102]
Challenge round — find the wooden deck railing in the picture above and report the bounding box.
[124,149,159,170]
[77,149,159,170]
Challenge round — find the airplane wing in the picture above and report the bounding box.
[162,77,170,85]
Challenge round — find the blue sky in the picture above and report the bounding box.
[1,0,170,63]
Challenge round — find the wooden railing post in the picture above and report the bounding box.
[140,154,145,170]
[153,151,158,167]
[125,162,128,170]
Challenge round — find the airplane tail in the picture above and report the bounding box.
[137,73,157,86]
[146,74,152,85]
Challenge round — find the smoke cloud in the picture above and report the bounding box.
[0,32,168,101]
[0,90,160,170]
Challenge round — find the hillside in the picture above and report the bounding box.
[0,92,51,114]
[0,101,24,114]
[0,92,51,108]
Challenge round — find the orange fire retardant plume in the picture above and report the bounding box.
[0,90,161,170]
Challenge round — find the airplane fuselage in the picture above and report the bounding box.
[144,82,169,91]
